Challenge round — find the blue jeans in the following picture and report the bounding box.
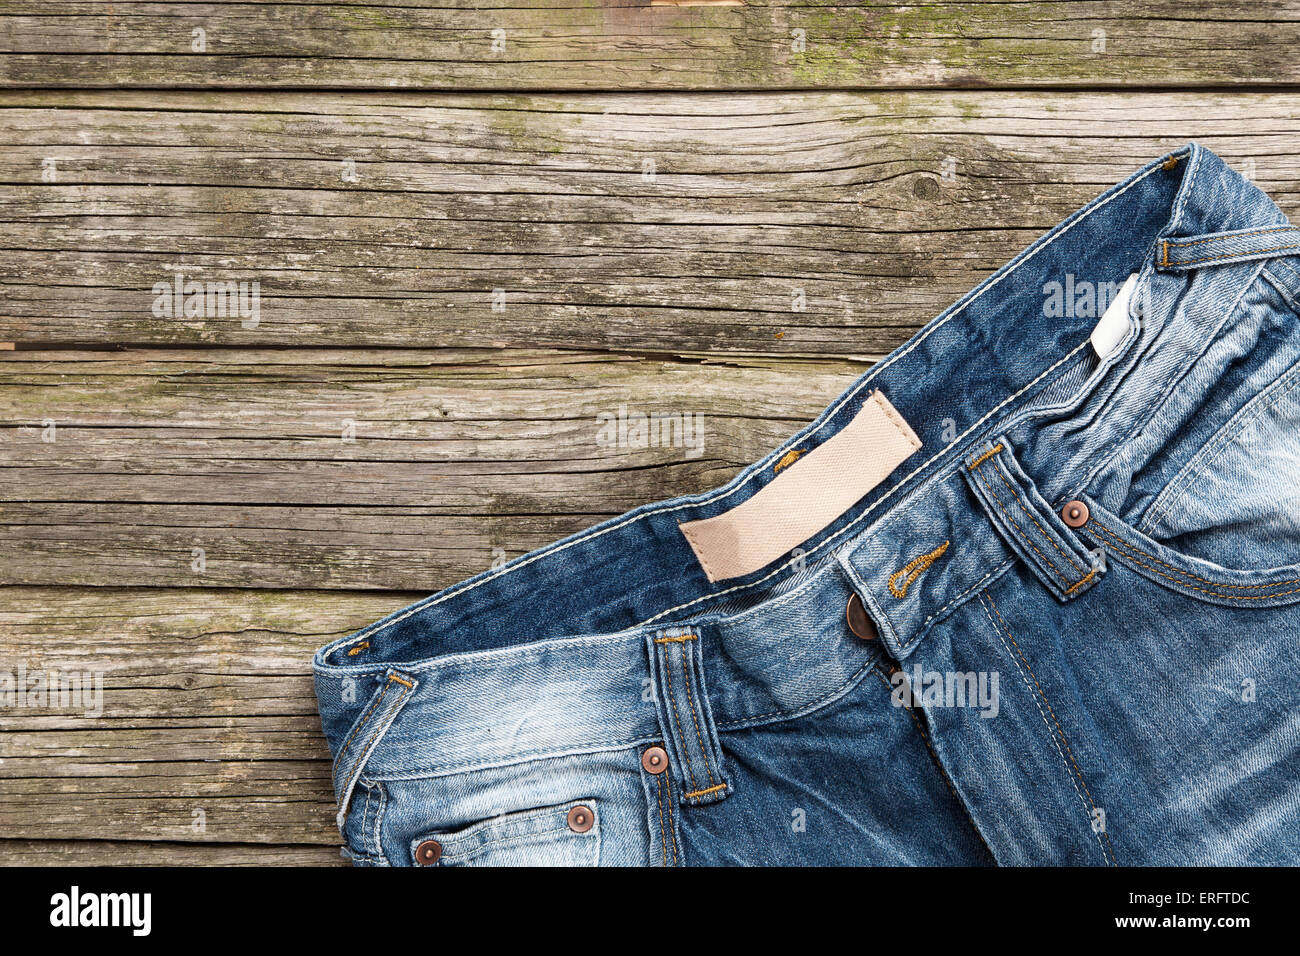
[314,144,1300,865]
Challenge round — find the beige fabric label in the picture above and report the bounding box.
[679,390,921,582]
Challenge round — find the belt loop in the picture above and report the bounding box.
[332,668,418,830]
[646,627,730,806]
[1156,225,1300,273]
[962,438,1102,603]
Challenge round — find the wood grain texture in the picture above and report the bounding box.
[3,3,1298,866]
[0,840,348,865]
[1,90,1298,352]
[1,587,415,843]
[0,347,864,587]
[1,2,1297,90]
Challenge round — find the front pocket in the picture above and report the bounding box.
[1136,316,1300,571]
[1078,496,1300,609]
[411,800,601,867]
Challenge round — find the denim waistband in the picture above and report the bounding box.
[314,143,1300,821]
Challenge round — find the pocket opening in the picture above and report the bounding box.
[1080,496,1300,608]
[410,800,602,867]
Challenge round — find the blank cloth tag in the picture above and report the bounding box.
[678,390,921,583]
[1091,273,1139,360]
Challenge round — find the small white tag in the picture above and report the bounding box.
[1091,273,1139,360]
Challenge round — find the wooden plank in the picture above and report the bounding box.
[0,762,338,843]
[0,840,348,865]
[0,584,409,724]
[0,586,409,843]
[1,90,1297,352]
[1,2,1296,90]
[2,4,1297,865]
[0,347,864,587]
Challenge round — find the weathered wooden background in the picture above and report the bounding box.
[1,2,1298,865]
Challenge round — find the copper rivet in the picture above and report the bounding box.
[641,745,668,775]
[1061,499,1090,528]
[846,592,878,641]
[415,840,442,865]
[567,804,595,833]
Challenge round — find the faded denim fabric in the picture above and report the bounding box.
[314,144,1300,866]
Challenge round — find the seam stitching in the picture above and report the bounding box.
[1166,242,1300,267]
[438,824,577,860]
[877,663,989,850]
[655,770,665,868]
[973,459,1072,587]
[990,458,1084,575]
[659,644,699,792]
[1170,223,1300,254]
[360,780,373,856]
[1274,254,1300,281]
[872,665,963,806]
[1142,356,1300,535]
[915,557,1016,635]
[424,803,593,856]
[1166,226,1298,250]
[1164,226,1294,248]
[967,442,1005,470]
[338,683,411,801]
[971,449,1089,585]
[871,388,924,450]
[1270,256,1300,308]
[677,644,716,788]
[1065,569,1096,594]
[684,782,728,799]
[978,593,1107,864]
[334,678,412,828]
[984,593,1117,866]
[1096,519,1300,588]
[888,540,950,598]
[335,680,391,790]
[372,780,387,863]
[1166,145,1202,235]
[664,772,679,865]
[1088,521,1300,598]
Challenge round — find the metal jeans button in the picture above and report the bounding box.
[1062,500,1090,528]
[567,805,595,833]
[641,746,668,774]
[846,592,878,641]
[415,840,442,865]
